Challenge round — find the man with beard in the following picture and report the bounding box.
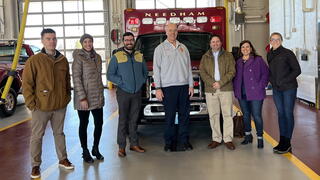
[107,32,148,157]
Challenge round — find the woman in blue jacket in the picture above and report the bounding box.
[233,40,269,148]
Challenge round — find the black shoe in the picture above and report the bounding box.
[92,147,104,160]
[177,142,193,151]
[164,142,177,152]
[273,136,285,152]
[241,134,253,145]
[184,142,193,151]
[275,137,292,154]
[82,149,94,163]
[171,141,177,152]
[257,139,264,149]
[164,144,173,152]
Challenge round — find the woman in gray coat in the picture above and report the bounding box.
[72,34,105,163]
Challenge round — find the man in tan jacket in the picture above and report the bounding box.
[22,28,74,179]
[199,35,236,150]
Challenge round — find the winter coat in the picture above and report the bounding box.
[267,46,301,91]
[107,48,148,93]
[22,50,71,111]
[199,48,235,93]
[233,56,269,100]
[72,49,104,110]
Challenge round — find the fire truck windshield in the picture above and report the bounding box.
[135,32,211,62]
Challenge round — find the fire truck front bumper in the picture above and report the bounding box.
[142,102,208,120]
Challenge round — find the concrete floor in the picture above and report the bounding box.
[0,90,315,180]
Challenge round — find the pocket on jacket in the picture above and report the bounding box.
[37,89,50,108]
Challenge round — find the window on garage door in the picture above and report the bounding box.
[21,0,111,87]
[135,0,216,9]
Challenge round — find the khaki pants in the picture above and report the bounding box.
[205,90,234,142]
[30,107,67,167]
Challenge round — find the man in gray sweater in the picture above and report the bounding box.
[153,23,194,152]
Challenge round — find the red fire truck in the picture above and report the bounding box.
[124,7,226,123]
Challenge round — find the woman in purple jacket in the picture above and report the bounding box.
[233,40,269,148]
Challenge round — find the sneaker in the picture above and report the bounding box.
[30,166,40,178]
[59,159,75,170]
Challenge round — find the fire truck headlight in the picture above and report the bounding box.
[212,25,220,30]
[131,27,138,32]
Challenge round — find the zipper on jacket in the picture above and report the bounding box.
[130,55,136,93]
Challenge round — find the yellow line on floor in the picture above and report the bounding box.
[233,105,320,180]
[0,117,31,132]
[263,132,320,180]
[41,110,119,180]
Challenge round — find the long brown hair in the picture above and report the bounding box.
[238,40,259,58]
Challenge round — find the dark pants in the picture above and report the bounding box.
[116,88,141,148]
[78,108,103,149]
[272,88,297,139]
[162,85,190,145]
[238,99,264,137]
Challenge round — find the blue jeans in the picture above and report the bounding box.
[238,99,264,137]
[272,88,297,139]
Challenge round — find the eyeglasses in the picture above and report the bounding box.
[270,38,281,42]
[124,39,134,42]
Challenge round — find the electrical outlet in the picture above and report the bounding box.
[292,27,297,32]
[301,54,308,61]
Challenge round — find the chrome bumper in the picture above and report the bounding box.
[143,102,208,117]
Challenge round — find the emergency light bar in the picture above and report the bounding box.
[196,16,207,23]
[155,18,166,25]
[135,16,222,25]
[210,16,222,23]
[128,17,139,25]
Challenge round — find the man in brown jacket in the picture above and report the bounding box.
[22,28,74,179]
[199,35,236,150]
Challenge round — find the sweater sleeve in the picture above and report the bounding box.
[22,58,36,111]
[186,47,194,88]
[153,46,162,88]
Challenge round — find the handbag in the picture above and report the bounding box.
[233,111,244,137]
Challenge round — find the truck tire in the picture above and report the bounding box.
[0,88,17,117]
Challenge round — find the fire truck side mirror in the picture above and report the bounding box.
[110,29,122,45]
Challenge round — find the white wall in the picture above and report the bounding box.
[270,0,319,103]
[217,0,269,59]
[1,0,18,40]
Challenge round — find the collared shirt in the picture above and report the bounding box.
[213,51,220,81]
[153,39,193,88]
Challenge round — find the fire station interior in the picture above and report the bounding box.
[0,0,320,179]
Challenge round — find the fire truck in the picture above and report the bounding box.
[124,7,226,123]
